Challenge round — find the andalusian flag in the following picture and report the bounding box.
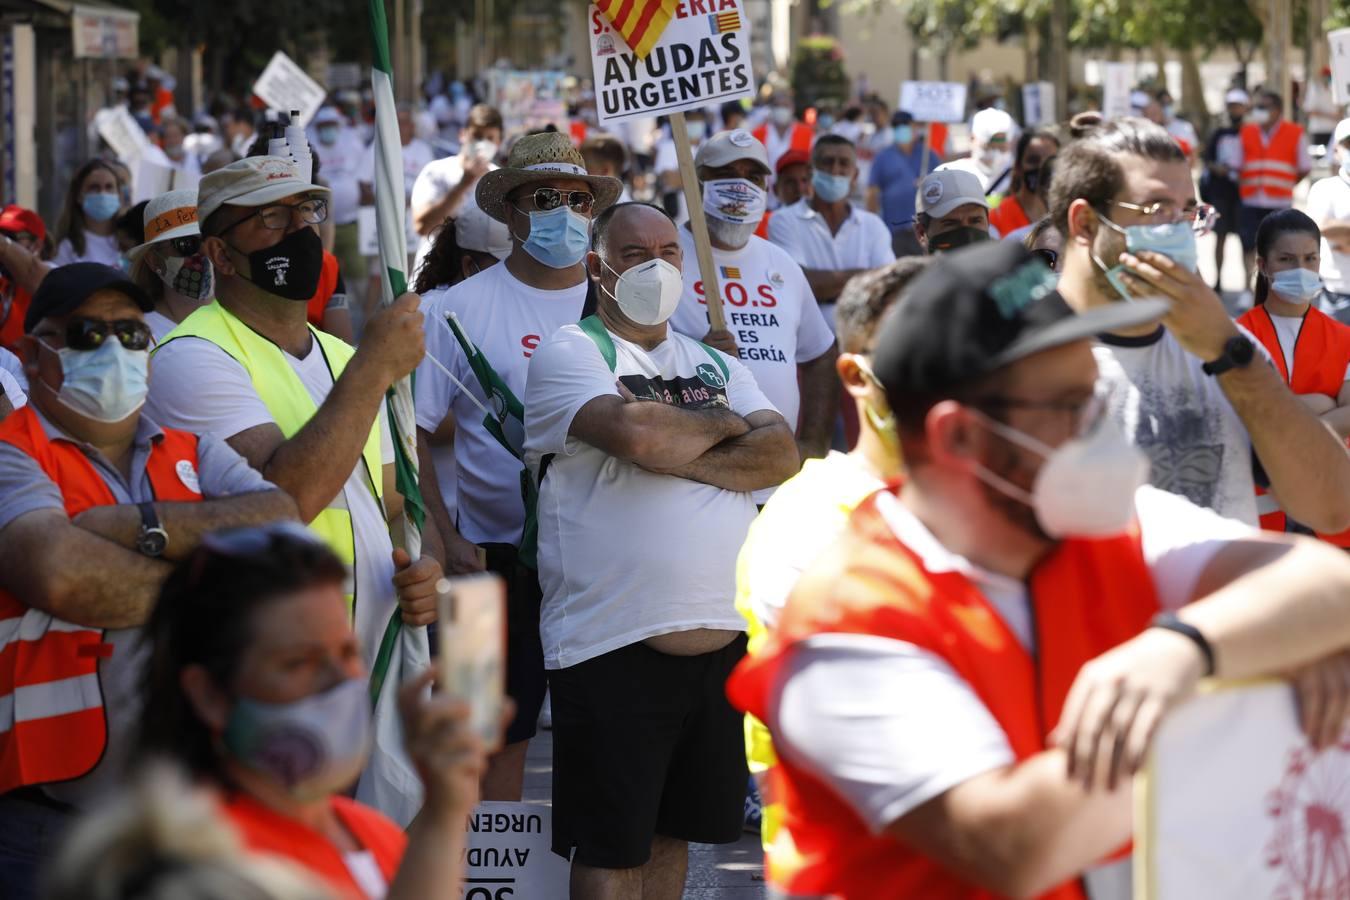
[444,312,525,462]
[595,0,678,59]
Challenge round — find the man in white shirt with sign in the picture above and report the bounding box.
[524,201,798,900]
[940,107,1017,196]
[668,130,838,491]
[768,134,894,331]
[1308,118,1350,325]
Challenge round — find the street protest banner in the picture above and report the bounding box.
[253,51,327,127]
[1100,62,1134,120]
[1022,81,1056,127]
[898,81,968,125]
[1332,28,1350,106]
[94,105,153,163]
[1136,682,1350,899]
[464,802,569,899]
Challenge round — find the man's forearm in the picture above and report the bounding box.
[653,421,798,492]
[1323,406,1350,440]
[417,427,458,560]
[616,401,750,469]
[802,268,864,304]
[796,348,840,459]
[1219,363,1350,532]
[73,490,299,561]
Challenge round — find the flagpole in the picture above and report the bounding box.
[671,111,726,333]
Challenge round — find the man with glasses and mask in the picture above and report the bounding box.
[1051,117,1350,531]
[727,239,1350,900]
[413,132,621,801]
[143,157,442,820]
[0,263,296,900]
[914,169,993,254]
[523,202,797,898]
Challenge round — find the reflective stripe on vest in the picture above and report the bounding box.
[0,405,202,791]
[727,486,1160,899]
[154,301,384,609]
[1239,122,1303,201]
[1237,304,1350,546]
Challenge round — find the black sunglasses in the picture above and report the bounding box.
[1031,248,1059,270]
[46,317,153,352]
[516,188,595,215]
[165,235,202,257]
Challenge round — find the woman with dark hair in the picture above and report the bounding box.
[1237,208,1350,544]
[989,128,1060,238]
[411,204,510,295]
[139,522,496,900]
[52,159,127,267]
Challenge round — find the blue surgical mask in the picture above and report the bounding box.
[1270,268,1324,302]
[812,170,852,203]
[685,120,707,142]
[82,192,120,223]
[40,337,148,422]
[1093,213,1198,300]
[515,205,591,269]
[893,125,913,145]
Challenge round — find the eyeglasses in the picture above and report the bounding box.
[1110,199,1217,235]
[969,387,1109,438]
[1030,248,1059,270]
[165,235,202,257]
[221,198,328,234]
[41,317,153,352]
[515,188,595,215]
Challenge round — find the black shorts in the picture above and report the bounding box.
[1239,204,1279,253]
[550,635,749,868]
[481,543,547,745]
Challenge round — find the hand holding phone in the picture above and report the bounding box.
[436,573,507,752]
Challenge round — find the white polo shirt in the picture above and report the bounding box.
[766,199,895,329]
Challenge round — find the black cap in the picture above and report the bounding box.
[891,110,914,127]
[25,262,153,333]
[871,241,1168,400]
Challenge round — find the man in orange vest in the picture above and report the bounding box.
[0,263,297,900]
[754,89,815,190]
[728,240,1350,900]
[1237,90,1312,282]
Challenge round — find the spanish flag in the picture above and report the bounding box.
[595,0,678,60]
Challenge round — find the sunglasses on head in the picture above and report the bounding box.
[48,317,152,352]
[516,187,595,215]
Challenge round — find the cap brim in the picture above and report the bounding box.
[126,222,201,263]
[992,296,1169,368]
[223,179,331,209]
[476,170,623,224]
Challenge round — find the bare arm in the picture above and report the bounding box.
[801,268,868,305]
[0,396,11,421]
[865,186,881,214]
[412,155,489,236]
[795,344,840,461]
[320,305,355,344]
[1320,380,1350,440]
[647,409,799,492]
[0,234,51,295]
[0,510,172,629]
[569,392,751,470]
[415,424,483,575]
[71,489,298,562]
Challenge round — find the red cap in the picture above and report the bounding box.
[0,205,44,244]
[775,148,811,175]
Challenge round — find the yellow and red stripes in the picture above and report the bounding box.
[595,0,678,60]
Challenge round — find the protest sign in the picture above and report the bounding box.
[253,51,327,127]
[95,106,152,163]
[1332,28,1350,106]
[1021,82,1056,127]
[1100,62,1133,120]
[464,802,569,899]
[486,70,569,137]
[1136,682,1350,899]
[898,81,968,124]
[587,0,755,127]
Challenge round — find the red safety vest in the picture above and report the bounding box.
[0,405,202,792]
[224,792,406,900]
[753,122,815,160]
[754,210,773,240]
[1237,304,1350,546]
[1239,121,1304,203]
[727,486,1160,899]
[305,251,341,330]
[988,193,1031,236]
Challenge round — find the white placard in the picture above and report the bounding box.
[252,51,327,128]
[94,105,152,163]
[1022,81,1056,127]
[898,81,968,124]
[588,1,756,126]
[1332,28,1350,107]
[1101,62,1134,120]
[465,802,569,899]
[1136,682,1350,899]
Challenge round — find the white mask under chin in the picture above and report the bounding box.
[706,218,758,249]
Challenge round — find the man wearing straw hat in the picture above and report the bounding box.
[414,132,621,800]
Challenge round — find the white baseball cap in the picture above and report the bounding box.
[693,129,771,174]
[917,169,990,219]
[197,155,330,228]
[971,108,1016,143]
[1224,88,1251,106]
[455,204,512,260]
[1334,117,1350,148]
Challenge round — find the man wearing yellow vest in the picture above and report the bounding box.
[144,157,443,821]
[1237,90,1312,282]
[0,263,296,900]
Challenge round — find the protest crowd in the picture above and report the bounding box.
[9,5,1350,900]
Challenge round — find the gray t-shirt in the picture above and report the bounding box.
[0,407,274,807]
[1094,326,1263,526]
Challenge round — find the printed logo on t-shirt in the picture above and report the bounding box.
[521,334,541,358]
[619,373,729,410]
[695,362,726,389]
[692,274,789,363]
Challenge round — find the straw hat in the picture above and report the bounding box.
[476,132,622,224]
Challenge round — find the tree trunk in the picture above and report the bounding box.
[1179,44,1209,138]
[1024,16,1039,86]
[1051,0,1069,122]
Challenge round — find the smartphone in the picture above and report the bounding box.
[437,573,506,752]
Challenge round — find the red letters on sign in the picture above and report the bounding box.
[521,334,541,358]
[675,0,738,20]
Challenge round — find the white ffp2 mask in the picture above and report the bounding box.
[602,257,684,326]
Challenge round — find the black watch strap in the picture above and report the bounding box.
[1150,612,1215,677]
[137,501,159,531]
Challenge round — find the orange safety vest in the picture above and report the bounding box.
[305,251,341,330]
[988,193,1031,236]
[755,209,773,240]
[1239,121,1304,203]
[753,122,815,158]
[0,405,202,793]
[224,792,406,900]
[1237,304,1350,546]
[727,486,1160,900]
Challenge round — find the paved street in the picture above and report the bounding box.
[523,727,768,898]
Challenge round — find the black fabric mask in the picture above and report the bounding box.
[233,227,324,301]
[1023,169,1041,194]
[929,225,991,254]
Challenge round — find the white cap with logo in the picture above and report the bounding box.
[916,169,990,219]
[197,156,331,228]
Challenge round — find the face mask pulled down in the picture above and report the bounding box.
[971,409,1150,539]
[41,338,149,423]
[232,226,325,301]
[602,257,683,326]
[703,178,766,249]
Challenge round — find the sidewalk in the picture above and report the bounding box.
[522,728,768,898]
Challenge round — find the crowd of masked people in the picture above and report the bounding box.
[7,60,1350,900]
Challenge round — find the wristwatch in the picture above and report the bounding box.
[135,501,168,558]
[1201,335,1255,377]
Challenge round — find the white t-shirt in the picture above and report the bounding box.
[361,137,436,248]
[52,232,121,268]
[769,486,1254,900]
[1307,174,1350,297]
[1094,325,1269,526]
[939,156,1009,195]
[1165,118,1200,152]
[343,850,387,898]
[144,334,398,663]
[413,263,588,545]
[145,310,177,344]
[766,199,895,329]
[1304,79,1343,134]
[410,154,499,269]
[524,322,772,669]
[668,228,835,444]
[0,347,26,407]
[312,129,372,224]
